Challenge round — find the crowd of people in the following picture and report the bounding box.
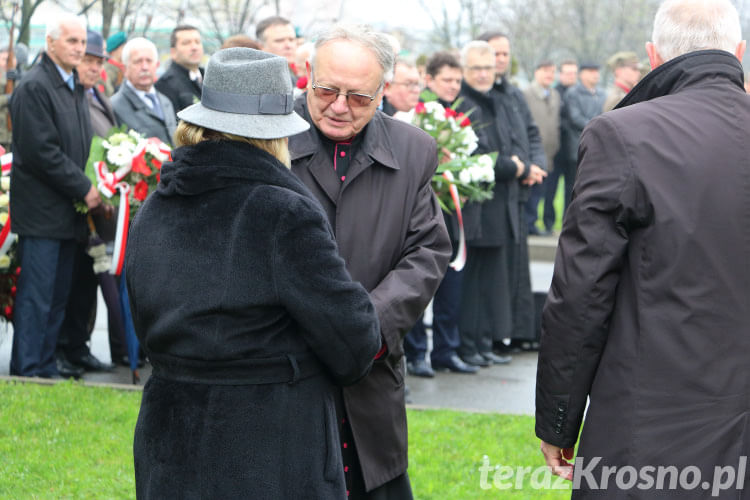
[2,0,749,497]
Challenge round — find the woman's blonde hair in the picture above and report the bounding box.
[174,121,291,168]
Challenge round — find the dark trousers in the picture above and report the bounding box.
[404,266,462,364]
[58,242,98,360]
[543,152,577,230]
[525,180,546,232]
[458,246,512,358]
[57,243,128,362]
[10,236,76,376]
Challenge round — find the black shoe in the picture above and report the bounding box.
[493,341,521,355]
[70,353,115,372]
[480,351,512,364]
[407,359,435,378]
[432,355,479,374]
[55,357,84,379]
[460,353,492,367]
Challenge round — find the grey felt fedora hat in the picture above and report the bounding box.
[177,47,309,139]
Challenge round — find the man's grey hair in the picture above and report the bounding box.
[311,24,395,86]
[122,37,159,66]
[461,40,495,68]
[45,13,86,49]
[652,0,742,62]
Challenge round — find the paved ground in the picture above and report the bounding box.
[0,260,555,415]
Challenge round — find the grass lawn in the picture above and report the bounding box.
[0,381,571,499]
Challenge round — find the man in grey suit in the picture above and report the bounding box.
[111,37,176,145]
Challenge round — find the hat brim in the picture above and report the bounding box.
[177,102,310,140]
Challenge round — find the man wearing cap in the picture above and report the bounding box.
[55,29,122,374]
[9,14,102,378]
[112,37,177,145]
[603,51,642,111]
[102,31,126,97]
[561,62,604,200]
[155,25,204,113]
[289,24,451,499]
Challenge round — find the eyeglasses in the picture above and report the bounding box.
[311,77,381,107]
[391,81,421,90]
[467,65,495,73]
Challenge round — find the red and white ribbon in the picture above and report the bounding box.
[1,152,11,175]
[443,171,467,271]
[95,160,131,198]
[110,182,131,275]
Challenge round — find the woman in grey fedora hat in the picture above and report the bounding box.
[125,47,381,499]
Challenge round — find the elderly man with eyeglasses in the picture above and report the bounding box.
[288,24,451,500]
[381,59,421,116]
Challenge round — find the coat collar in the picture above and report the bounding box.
[289,95,399,171]
[158,140,312,199]
[40,52,79,91]
[616,50,744,109]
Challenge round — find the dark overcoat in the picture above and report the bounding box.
[126,140,381,499]
[536,50,750,498]
[9,52,93,240]
[111,82,177,145]
[289,97,451,491]
[154,61,203,113]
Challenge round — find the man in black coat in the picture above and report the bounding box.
[537,1,750,497]
[479,32,547,351]
[289,25,451,499]
[457,40,544,367]
[154,25,204,113]
[55,29,120,373]
[9,14,102,378]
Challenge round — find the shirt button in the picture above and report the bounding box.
[340,151,346,157]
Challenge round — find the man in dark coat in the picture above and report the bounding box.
[479,31,547,350]
[8,14,102,378]
[456,40,544,367]
[112,37,177,146]
[154,25,204,113]
[536,1,750,497]
[289,25,451,499]
[55,29,120,373]
[542,60,577,231]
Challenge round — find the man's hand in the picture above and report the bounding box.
[523,164,548,185]
[511,155,525,178]
[540,440,575,481]
[84,185,102,209]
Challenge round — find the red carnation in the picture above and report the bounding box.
[131,154,152,176]
[415,102,426,114]
[4,305,12,317]
[296,75,308,90]
[133,180,149,201]
[460,116,471,127]
[445,108,457,118]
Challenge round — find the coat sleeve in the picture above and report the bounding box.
[274,196,382,386]
[535,114,649,447]
[368,139,452,356]
[9,81,91,200]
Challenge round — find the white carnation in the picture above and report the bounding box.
[458,168,472,184]
[0,176,9,191]
[106,144,133,168]
[424,101,446,120]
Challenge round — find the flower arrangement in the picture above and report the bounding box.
[80,125,171,215]
[0,160,19,323]
[394,92,495,212]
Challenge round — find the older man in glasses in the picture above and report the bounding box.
[381,59,421,115]
[289,24,451,500]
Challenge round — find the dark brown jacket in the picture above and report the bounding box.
[290,97,451,490]
[536,50,750,499]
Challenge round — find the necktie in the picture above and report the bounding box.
[145,93,164,120]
